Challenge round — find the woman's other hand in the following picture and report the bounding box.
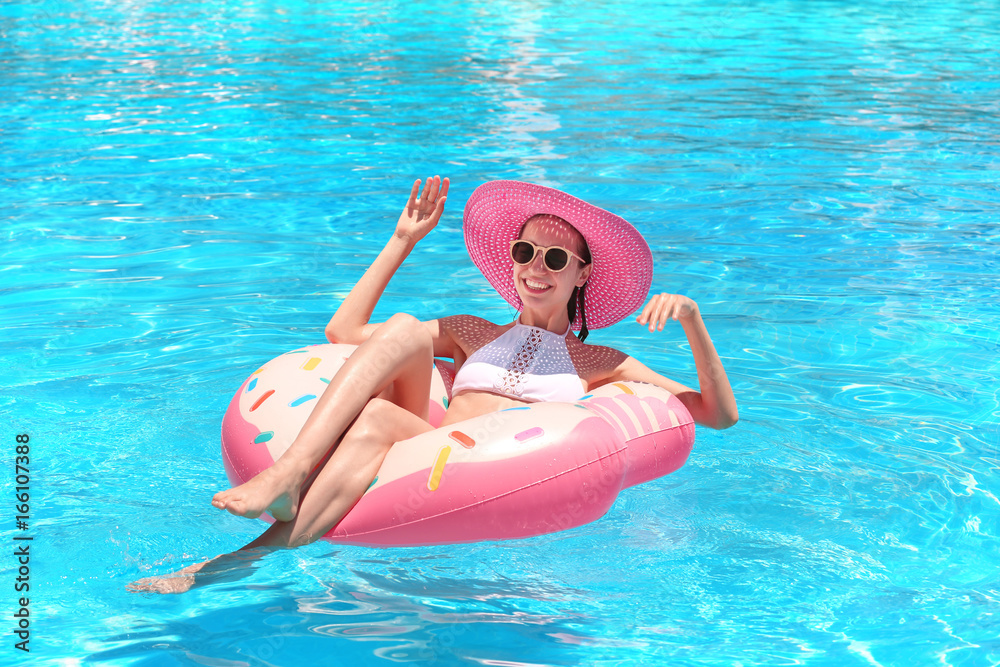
[632,292,738,429]
[395,175,449,245]
[636,293,699,332]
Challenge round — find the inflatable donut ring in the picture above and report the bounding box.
[221,343,695,546]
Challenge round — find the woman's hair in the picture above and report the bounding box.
[520,215,591,342]
[567,284,589,343]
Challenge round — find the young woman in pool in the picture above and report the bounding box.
[131,176,737,592]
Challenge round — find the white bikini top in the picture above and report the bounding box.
[451,317,587,403]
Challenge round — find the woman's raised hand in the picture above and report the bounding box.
[637,293,700,332]
[394,176,449,245]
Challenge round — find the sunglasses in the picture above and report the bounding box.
[509,240,589,272]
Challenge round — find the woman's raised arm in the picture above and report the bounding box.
[325,176,449,345]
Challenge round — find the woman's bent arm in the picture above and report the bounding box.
[674,307,739,429]
[614,293,738,430]
[325,176,448,345]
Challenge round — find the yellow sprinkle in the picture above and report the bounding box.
[427,445,451,491]
[613,382,636,395]
[302,357,321,371]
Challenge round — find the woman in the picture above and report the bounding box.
[130,176,737,593]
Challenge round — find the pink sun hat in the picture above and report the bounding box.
[463,180,653,330]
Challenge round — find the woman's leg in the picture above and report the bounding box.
[212,313,433,521]
[246,397,434,548]
[130,397,432,594]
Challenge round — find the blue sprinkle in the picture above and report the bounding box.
[289,394,317,407]
[247,378,258,393]
[253,431,274,444]
[502,407,531,412]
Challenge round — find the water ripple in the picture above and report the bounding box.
[4,0,1000,664]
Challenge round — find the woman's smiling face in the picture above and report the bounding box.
[512,215,592,312]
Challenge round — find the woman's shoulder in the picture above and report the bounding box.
[566,338,630,382]
[439,314,499,334]
[439,315,506,350]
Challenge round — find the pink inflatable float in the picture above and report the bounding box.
[221,344,695,546]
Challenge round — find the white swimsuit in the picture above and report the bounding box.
[451,318,587,403]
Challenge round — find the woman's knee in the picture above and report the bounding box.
[380,313,420,335]
[352,398,397,439]
[376,313,432,350]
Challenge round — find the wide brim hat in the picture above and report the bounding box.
[463,180,653,330]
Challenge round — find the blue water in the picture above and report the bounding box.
[3,0,999,664]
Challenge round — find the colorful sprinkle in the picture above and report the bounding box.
[249,389,275,412]
[613,382,636,395]
[514,427,544,442]
[301,357,321,371]
[501,406,531,412]
[246,377,258,392]
[321,378,331,384]
[578,394,594,401]
[448,431,475,449]
[366,475,379,491]
[253,431,274,444]
[443,397,449,409]
[427,445,451,491]
[289,394,317,407]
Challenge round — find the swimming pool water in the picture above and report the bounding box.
[2,0,998,664]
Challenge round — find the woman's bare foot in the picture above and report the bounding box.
[212,459,307,522]
[127,547,272,594]
[127,561,208,594]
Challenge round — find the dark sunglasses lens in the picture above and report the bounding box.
[511,241,535,264]
[544,248,569,271]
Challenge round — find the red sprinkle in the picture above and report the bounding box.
[448,431,476,449]
[249,389,275,412]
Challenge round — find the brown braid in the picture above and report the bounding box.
[567,283,589,342]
